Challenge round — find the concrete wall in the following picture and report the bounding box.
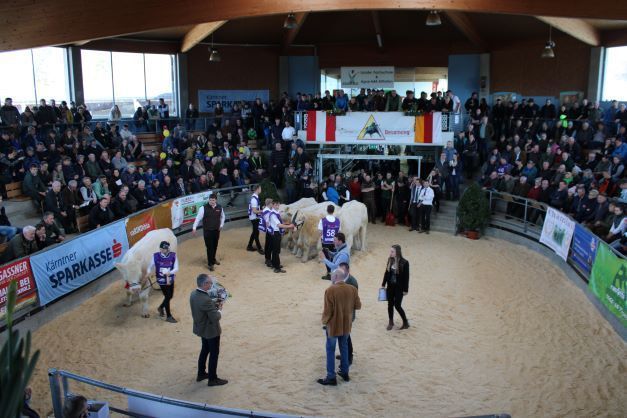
[448,54,481,105]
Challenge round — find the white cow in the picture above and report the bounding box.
[337,201,368,253]
[278,198,317,249]
[292,202,341,261]
[115,228,178,318]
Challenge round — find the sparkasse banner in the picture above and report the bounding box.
[198,90,269,113]
[31,222,129,306]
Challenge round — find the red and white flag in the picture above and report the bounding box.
[306,111,335,142]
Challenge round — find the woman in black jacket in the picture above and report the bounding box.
[381,244,410,330]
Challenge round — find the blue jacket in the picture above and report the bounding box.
[323,244,350,271]
[612,143,627,162]
[325,186,339,204]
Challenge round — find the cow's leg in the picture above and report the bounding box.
[124,290,133,307]
[360,224,368,251]
[346,234,353,254]
[301,245,310,263]
[140,287,150,318]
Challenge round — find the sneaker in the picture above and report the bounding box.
[207,377,228,386]
[316,377,337,386]
[246,246,256,252]
[337,371,350,382]
[166,317,178,323]
[196,372,209,382]
[158,307,165,317]
[274,268,286,273]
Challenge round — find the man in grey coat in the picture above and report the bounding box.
[190,274,227,386]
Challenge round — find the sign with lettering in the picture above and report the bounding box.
[170,191,213,229]
[31,222,129,306]
[0,257,37,318]
[340,66,395,88]
[197,90,269,113]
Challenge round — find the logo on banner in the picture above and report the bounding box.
[357,115,384,139]
[126,211,157,247]
[347,70,358,85]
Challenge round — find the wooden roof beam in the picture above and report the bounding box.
[181,21,227,53]
[445,11,488,52]
[537,16,601,46]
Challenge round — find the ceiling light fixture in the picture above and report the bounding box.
[209,34,221,62]
[541,25,556,58]
[284,13,298,29]
[426,10,441,26]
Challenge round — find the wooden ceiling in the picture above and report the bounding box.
[0,0,626,51]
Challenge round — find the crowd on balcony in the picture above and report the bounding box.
[1,90,626,261]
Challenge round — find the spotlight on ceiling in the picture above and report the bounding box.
[209,48,221,62]
[284,13,298,29]
[541,26,556,58]
[426,10,441,26]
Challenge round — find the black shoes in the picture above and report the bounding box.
[208,265,215,271]
[165,316,178,323]
[208,377,228,386]
[337,371,350,382]
[196,372,209,382]
[257,248,265,255]
[274,268,286,273]
[246,246,256,252]
[400,322,410,330]
[214,260,221,265]
[321,274,331,280]
[158,307,165,317]
[317,377,337,386]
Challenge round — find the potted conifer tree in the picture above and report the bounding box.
[457,183,491,239]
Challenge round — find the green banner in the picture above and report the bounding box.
[588,243,627,327]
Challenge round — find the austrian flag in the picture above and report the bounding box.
[306,111,336,142]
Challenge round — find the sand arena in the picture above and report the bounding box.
[26,223,626,417]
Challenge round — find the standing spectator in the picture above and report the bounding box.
[158,98,170,119]
[318,232,350,276]
[192,194,225,271]
[381,244,410,330]
[186,103,199,131]
[361,174,376,223]
[385,90,401,111]
[0,98,20,130]
[270,142,286,188]
[317,268,361,386]
[417,179,434,233]
[190,274,227,386]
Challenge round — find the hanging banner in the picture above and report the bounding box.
[125,210,156,247]
[197,90,269,113]
[304,111,443,145]
[539,207,576,261]
[570,224,600,275]
[171,191,213,229]
[340,67,395,88]
[588,242,627,327]
[0,257,38,319]
[31,222,130,306]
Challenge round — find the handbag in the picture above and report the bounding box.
[378,287,387,301]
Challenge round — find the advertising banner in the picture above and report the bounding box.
[340,66,395,88]
[125,210,156,247]
[539,207,576,261]
[588,242,627,327]
[570,224,600,275]
[171,191,213,229]
[0,257,37,318]
[197,90,269,113]
[31,222,129,306]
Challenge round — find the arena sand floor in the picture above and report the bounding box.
[26,222,626,417]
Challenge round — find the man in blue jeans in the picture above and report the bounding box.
[318,269,361,386]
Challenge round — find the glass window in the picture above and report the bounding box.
[81,50,114,118]
[603,46,627,101]
[145,54,176,116]
[112,52,146,118]
[0,50,36,112]
[32,47,70,106]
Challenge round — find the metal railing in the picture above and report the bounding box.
[457,189,626,280]
[49,369,302,418]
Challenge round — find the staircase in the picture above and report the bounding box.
[430,198,458,234]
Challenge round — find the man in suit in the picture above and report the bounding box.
[190,274,227,386]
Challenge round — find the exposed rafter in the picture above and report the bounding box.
[536,16,601,46]
[371,11,384,49]
[181,21,227,53]
[444,11,488,51]
[282,12,308,52]
[1,0,626,51]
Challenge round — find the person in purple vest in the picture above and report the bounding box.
[261,198,274,267]
[147,240,179,323]
[318,204,341,280]
[246,184,264,254]
[268,200,295,273]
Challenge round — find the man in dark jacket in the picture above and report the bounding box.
[270,142,286,188]
[190,273,227,386]
[88,195,114,229]
[110,189,133,220]
[22,164,47,205]
[44,181,72,231]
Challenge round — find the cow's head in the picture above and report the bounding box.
[115,260,144,294]
[292,210,305,230]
